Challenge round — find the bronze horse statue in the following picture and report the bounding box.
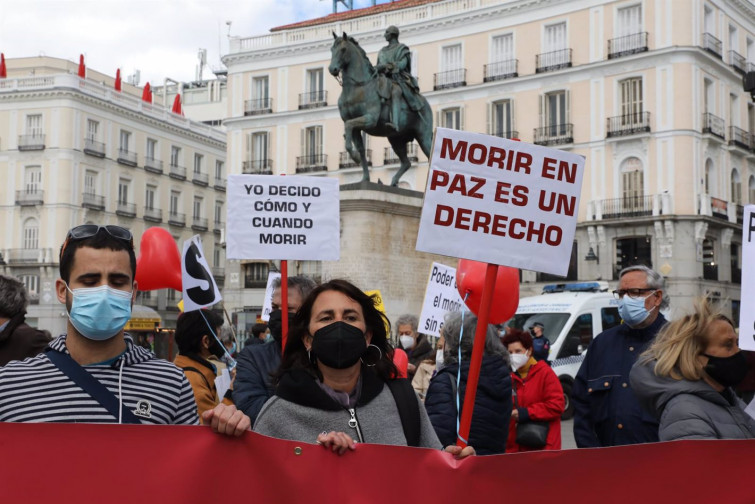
[328,32,433,186]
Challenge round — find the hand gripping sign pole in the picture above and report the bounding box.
[456,263,498,448]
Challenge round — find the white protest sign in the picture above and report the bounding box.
[261,271,281,322]
[738,205,755,351]
[181,235,222,312]
[214,369,232,401]
[226,175,340,260]
[417,262,466,338]
[416,128,585,276]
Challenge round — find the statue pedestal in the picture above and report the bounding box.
[322,182,452,330]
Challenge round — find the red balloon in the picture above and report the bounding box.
[392,348,408,379]
[135,227,182,291]
[456,259,519,324]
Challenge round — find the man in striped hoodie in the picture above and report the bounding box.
[0,225,248,436]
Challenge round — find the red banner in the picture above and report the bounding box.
[0,423,753,503]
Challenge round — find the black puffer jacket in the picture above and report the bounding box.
[0,312,51,366]
[424,355,512,455]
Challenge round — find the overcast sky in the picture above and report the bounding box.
[0,0,382,86]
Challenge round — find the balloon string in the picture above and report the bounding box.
[199,309,237,370]
[455,292,470,440]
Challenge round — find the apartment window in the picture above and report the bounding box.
[748,38,755,62]
[118,179,130,204]
[194,153,203,174]
[171,146,182,167]
[304,126,323,158]
[545,21,567,53]
[24,166,41,193]
[490,100,513,137]
[20,275,39,296]
[441,44,462,73]
[170,190,180,214]
[214,201,223,224]
[120,130,131,152]
[704,78,714,114]
[440,108,462,130]
[617,4,641,37]
[84,170,97,195]
[248,132,269,165]
[703,238,717,280]
[731,169,742,204]
[731,243,742,284]
[540,90,569,135]
[704,5,715,35]
[213,248,221,268]
[253,76,269,104]
[145,185,157,210]
[621,157,644,210]
[87,119,99,141]
[491,33,513,63]
[26,114,43,136]
[146,138,157,160]
[704,159,715,195]
[306,68,323,99]
[615,237,652,279]
[23,219,39,249]
[193,197,203,219]
[620,77,643,122]
[215,160,224,180]
[750,175,755,203]
[244,262,269,288]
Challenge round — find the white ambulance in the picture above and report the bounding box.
[505,281,620,419]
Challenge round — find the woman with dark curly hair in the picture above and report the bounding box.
[253,279,474,458]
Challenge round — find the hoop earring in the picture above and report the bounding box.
[361,344,383,367]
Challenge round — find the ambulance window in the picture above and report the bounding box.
[601,307,621,331]
[557,314,593,359]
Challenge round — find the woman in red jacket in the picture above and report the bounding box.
[502,329,564,452]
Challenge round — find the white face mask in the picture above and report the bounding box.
[399,335,415,349]
[510,352,530,371]
[435,348,444,368]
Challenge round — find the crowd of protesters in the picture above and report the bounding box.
[0,225,752,456]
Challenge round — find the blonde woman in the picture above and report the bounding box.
[630,298,755,441]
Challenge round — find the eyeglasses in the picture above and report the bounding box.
[60,225,133,259]
[612,288,656,300]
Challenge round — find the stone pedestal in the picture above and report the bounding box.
[322,182,452,330]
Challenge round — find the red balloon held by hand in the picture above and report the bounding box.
[135,227,182,291]
[456,259,519,324]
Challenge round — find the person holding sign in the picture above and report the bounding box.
[630,298,755,440]
[253,280,474,458]
[0,225,249,436]
[424,312,511,455]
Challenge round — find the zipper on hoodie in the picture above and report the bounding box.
[347,408,364,443]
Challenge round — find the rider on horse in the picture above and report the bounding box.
[376,26,423,131]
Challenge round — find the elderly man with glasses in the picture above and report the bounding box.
[0,225,250,436]
[572,265,669,447]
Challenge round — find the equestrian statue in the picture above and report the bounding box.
[329,26,433,187]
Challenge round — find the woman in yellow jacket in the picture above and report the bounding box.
[174,309,233,422]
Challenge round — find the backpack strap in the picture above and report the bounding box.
[386,378,421,447]
[181,366,214,391]
[45,348,141,424]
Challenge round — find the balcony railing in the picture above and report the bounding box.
[82,193,105,210]
[600,196,654,219]
[728,50,746,74]
[384,143,419,164]
[702,113,725,140]
[434,68,467,90]
[116,202,136,217]
[534,124,574,146]
[483,60,518,82]
[214,177,226,191]
[15,189,44,206]
[143,207,163,223]
[192,171,209,186]
[242,160,273,175]
[169,163,187,180]
[18,134,45,151]
[212,266,225,278]
[117,149,137,166]
[6,248,41,263]
[295,154,328,173]
[606,112,651,138]
[298,90,327,109]
[711,196,728,220]
[168,212,186,227]
[607,32,648,59]
[702,32,722,58]
[536,49,572,73]
[339,149,372,168]
[729,126,751,150]
[244,98,273,115]
[490,130,519,140]
[191,217,209,231]
[83,138,105,157]
[213,220,224,234]
[144,157,163,174]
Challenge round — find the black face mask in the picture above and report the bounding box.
[311,321,367,370]
[703,351,749,388]
[268,309,295,343]
[208,336,225,359]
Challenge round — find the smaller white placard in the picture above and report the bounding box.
[261,271,281,322]
[417,262,466,338]
[214,369,232,402]
[739,205,755,351]
[181,235,222,312]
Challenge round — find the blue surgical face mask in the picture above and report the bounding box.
[67,284,133,341]
[618,291,656,327]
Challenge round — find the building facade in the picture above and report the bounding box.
[222,0,755,323]
[0,56,227,335]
